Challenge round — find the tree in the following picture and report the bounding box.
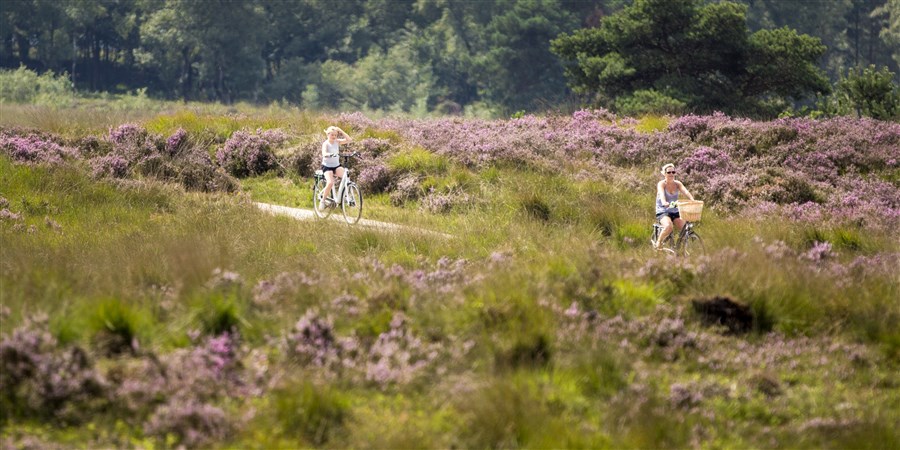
[139,0,266,102]
[821,65,900,120]
[873,0,900,68]
[551,0,830,116]
[474,0,579,112]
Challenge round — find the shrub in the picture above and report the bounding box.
[420,188,471,214]
[144,399,231,448]
[821,65,900,120]
[90,154,129,178]
[389,174,422,206]
[365,313,439,387]
[280,141,318,177]
[0,67,74,106]
[0,130,81,165]
[176,156,239,193]
[357,162,392,194]
[1,316,106,422]
[216,129,287,178]
[285,309,340,367]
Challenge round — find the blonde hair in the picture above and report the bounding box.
[324,126,341,135]
[660,163,675,175]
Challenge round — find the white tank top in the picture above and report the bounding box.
[322,141,339,167]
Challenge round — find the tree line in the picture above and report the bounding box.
[1,0,897,117]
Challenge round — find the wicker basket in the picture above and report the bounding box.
[677,200,703,222]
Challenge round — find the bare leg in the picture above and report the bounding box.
[657,215,674,249]
[321,171,335,209]
[673,217,685,237]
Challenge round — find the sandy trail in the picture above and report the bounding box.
[254,202,453,239]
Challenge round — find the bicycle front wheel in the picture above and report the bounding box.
[313,178,333,219]
[342,183,363,224]
[680,232,705,256]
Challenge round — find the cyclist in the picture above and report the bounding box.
[655,163,695,251]
[319,126,352,210]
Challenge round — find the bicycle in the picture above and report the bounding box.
[650,200,705,256]
[312,153,363,224]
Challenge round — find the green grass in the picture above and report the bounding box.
[634,114,670,133]
[387,147,449,174]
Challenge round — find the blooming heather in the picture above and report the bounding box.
[0,130,80,165]
[216,129,287,177]
[365,313,438,387]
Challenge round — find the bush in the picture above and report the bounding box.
[0,66,74,106]
[389,174,423,206]
[216,129,287,178]
[820,65,900,120]
[0,130,81,165]
[1,316,106,422]
[144,399,231,448]
[280,141,318,177]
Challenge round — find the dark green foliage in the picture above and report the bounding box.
[2,0,896,114]
[551,0,831,116]
[473,0,579,112]
[820,65,900,120]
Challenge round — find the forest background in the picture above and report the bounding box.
[2,0,898,118]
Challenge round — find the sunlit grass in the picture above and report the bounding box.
[634,114,670,133]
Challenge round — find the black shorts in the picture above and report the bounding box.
[656,211,680,221]
[321,165,342,174]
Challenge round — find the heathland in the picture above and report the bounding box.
[1,102,898,448]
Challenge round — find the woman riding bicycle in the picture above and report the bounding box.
[319,126,352,210]
[655,163,695,251]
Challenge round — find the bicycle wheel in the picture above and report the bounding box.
[342,183,363,224]
[312,178,333,219]
[680,232,705,256]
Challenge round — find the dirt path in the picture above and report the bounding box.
[254,202,453,239]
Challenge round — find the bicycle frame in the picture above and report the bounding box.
[327,168,350,205]
[652,220,702,255]
[312,153,363,224]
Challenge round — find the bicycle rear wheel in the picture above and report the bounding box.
[680,232,705,256]
[312,178,333,219]
[342,183,363,224]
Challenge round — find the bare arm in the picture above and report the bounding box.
[335,127,352,144]
[676,181,695,201]
[657,180,666,205]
